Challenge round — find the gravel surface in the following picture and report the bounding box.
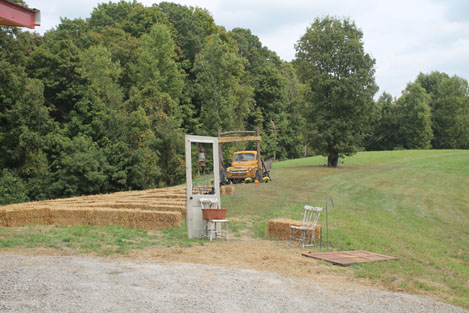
[0,254,466,313]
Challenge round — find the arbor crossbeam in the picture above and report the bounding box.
[218,136,261,143]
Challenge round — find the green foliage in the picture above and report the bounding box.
[27,34,86,122]
[130,23,183,116]
[363,92,388,150]
[375,92,399,150]
[0,169,29,205]
[49,135,109,197]
[128,23,185,187]
[1,78,58,200]
[295,16,378,166]
[192,34,251,135]
[366,72,469,151]
[158,2,217,67]
[395,83,433,149]
[96,27,141,96]
[88,1,169,38]
[418,73,469,149]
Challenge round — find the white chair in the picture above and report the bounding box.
[289,205,322,248]
[199,198,228,241]
[205,219,229,241]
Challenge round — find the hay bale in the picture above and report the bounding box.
[145,193,186,200]
[88,208,181,230]
[266,218,322,242]
[220,185,235,196]
[3,208,51,226]
[50,208,93,226]
[0,209,7,226]
[72,203,186,218]
[49,208,181,230]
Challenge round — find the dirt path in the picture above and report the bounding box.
[1,253,465,313]
[1,239,466,313]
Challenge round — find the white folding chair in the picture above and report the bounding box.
[289,205,322,248]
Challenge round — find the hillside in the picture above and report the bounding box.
[223,149,469,308]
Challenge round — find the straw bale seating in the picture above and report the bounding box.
[266,218,322,242]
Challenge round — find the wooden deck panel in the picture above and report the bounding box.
[302,250,398,266]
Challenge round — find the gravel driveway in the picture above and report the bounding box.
[0,254,465,313]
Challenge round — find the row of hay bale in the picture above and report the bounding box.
[266,219,322,242]
[0,186,186,230]
[0,207,181,230]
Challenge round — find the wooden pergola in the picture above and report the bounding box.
[218,128,263,180]
[0,0,40,29]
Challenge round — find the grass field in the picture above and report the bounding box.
[1,150,468,308]
[222,149,469,308]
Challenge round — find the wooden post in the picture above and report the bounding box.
[218,130,223,170]
[271,120,277,161]
[256,127,261,180]
[218,130,225,183]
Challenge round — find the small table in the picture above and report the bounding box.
[204,219,229,241]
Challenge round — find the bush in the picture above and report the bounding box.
[0,169,29,205]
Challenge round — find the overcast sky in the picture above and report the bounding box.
[25,0,469,98]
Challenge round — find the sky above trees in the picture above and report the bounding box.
[25,0,469,98]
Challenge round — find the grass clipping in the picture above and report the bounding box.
[266,218,322,242]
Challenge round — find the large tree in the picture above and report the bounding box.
[295,17,378,167]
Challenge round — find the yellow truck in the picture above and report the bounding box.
[226,151,271,184]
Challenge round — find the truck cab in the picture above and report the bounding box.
[226,151,259,183]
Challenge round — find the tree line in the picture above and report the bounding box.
[1,1,468,204]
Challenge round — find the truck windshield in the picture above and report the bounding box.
[234,153,255,161]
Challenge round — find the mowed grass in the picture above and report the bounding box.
[0,224,202,255]
[222,150,469,308]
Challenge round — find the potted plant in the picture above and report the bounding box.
[200,198,226,220]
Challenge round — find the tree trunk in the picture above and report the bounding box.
[327,153,339,168]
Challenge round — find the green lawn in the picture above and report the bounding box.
[222,150,469,308]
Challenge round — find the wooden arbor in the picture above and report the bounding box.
[0,0,40,29]
[217,128,263,182]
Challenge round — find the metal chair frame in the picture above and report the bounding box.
[289,205,323,248]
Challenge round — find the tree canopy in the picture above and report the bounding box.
[1,2,468,204]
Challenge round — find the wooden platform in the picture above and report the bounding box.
[302,250,398,266]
